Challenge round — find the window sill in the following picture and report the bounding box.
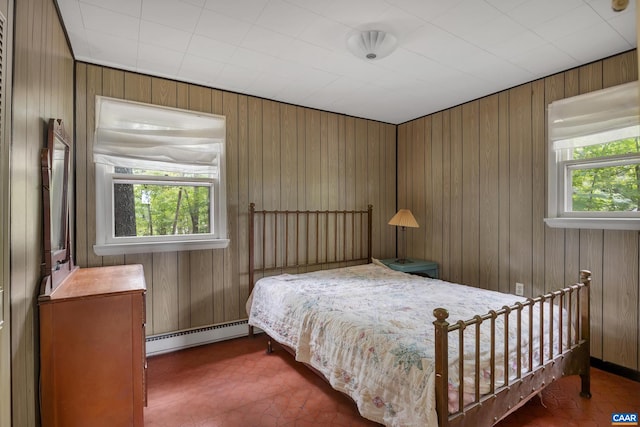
[94,239,230,256]
[544,217,640,230]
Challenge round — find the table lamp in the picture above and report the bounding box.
[388,209,419,263]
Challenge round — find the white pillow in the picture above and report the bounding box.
[371,257,390,269]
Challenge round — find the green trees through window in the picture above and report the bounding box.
[570,138,640,212]
[113,170,211,238]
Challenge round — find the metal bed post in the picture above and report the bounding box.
[367,204,372,263]
[248,203,255,337]
[433,308,450,427]
[579,269,591,398]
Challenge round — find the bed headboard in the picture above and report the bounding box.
[249,203,372,292]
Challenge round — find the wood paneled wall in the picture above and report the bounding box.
[75,63,397,336]
[398,50,639,371]
[10,0,75,425]
[0,1,12,425]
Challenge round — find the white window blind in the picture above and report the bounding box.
[94,96,225,174]
[548,80,639,150]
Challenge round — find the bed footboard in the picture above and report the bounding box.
[433,270,591,427]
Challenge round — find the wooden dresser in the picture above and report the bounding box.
[39,264,147,427]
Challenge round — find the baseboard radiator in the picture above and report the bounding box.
[145,320,261,356]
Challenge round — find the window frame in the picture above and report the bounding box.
[547,144,640,230]
[545,81,640,230]
[95,165,229,256]
[93,97,228,255]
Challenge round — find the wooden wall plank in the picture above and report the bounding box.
[603,231,638,369]
[212,246,225,324]
[296,107,307,269]
[337,116,346,262]
[603,51,637,87]
[498,91,510,293]
[320,113,329,210]
[248,97,263,275]
[75,64,88,269]
[367,121,380,257]
[280,104,297,268]
[508,84,532,295]
[152,252,178,333]
[329,114,340,261]
[210,90,225,324]
[543,73,566,294]
[449,107,463,283]
[151,76,176,106]
[462,101,479,287]
[354,118,367,258]
[531,80,545,298]
[441,111,451,280]
[124,72,152,102]
[237,94,249,315]
[396,123,407,259]
[306,109,321,263]
[410,118,425,259]
[319,112,328,261]
[383,124,396,258]
[177,251,191,329]
[189,249,213,327]
[431,113,443,267]
[0,0,11,422]
[85,65,103,268]
[423,117,432,262]
[263,100,281,212]
[478,95,499,290]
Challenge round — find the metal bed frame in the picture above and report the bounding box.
[248,204,591,426]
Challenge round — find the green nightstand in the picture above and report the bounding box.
[380,258,439,279]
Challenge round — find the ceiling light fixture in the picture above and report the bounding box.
[611,0,629,11]
[346,30,397,61]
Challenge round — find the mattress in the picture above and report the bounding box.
[247,263,569,427]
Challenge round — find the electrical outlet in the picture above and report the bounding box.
[515,282,524,296]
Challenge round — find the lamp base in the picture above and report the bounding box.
[394,258,413,264]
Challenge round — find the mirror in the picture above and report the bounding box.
[40,118,76,297]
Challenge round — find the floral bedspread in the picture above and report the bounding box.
[247,264,568,427]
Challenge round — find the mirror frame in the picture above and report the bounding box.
[40,118,76,297]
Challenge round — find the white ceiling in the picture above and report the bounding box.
[56,0,637,124]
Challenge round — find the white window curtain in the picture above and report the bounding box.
[94,96,225,175]
[548,80,639,150]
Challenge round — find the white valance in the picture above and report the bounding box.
[94,96,225,174]
[549,80,639,150]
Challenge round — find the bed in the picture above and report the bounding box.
[246,204,591,427]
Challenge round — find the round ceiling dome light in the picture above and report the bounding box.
[346,30,397,61]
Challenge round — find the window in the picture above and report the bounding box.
[546,81,640,230]
[93,96,228,255]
